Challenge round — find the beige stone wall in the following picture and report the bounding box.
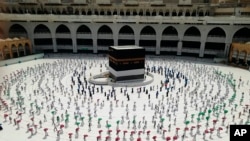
[0,38,32,60]
[229,43,250,64]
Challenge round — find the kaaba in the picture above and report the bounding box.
[109,45,145,82]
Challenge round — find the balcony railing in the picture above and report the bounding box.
[46,0,61,4]
[56,45,73,49]
[183,36,201,41]
[181,48,200,53]
[55,33,71,38]
[118,34,135,39]
[76,34,92,39]
[144,47,155,52]
[1,13,250,24]
[140,34,156,40]
[97,46,109,50]
[206,36,226,42]
[162,35,178,40]
[34,33,52,38]
[76,32,91,34]
[73,0,86,4]
[160,47,178,52]
[34,45,53,49]
[97,34,113,39]
[19,0,37,3]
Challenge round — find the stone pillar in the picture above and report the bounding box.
[114,35,118,46]
[236,51,239,63]
[135,33,140,46]
[10,48,13,58]
[17,50,20,57]
[51,32,57,52]
[177,41,182,55]
[235,7,241,16]
[93,37,98,54]
[31,39,35,54]
[199,41,205,57]
[244,53,248,65]
[72,35,77,53]
[156,38,161,55]
[224,43,231,57]
[24,46,27,55]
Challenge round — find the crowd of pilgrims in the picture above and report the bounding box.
[0,54,249,141]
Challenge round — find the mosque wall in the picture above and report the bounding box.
[0,21,249,58]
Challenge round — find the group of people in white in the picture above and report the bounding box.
[0,54,249,141]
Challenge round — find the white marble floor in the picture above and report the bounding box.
[0,54,249,141]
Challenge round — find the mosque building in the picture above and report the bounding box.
[0,0,249,62]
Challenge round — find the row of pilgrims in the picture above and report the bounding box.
[146,65,188,90]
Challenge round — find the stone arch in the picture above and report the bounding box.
[198,9,204,16]
[12,7,18,13]
[119,25,135,35]
[77,25,92,34]
[124,9,130,16]
[120,9,125,16]
[161,26,179,54]
[3,45,10,59]
[76,25,93,49]
[191,9,196,16]
[56,24,71,34]
[165,9,170,16]
[162,26,178,36]
[107,9,112,15]
[87,9,92,15]
[100,9,105,15]
[184,26,201,36]
[56,24,72,52]
[97,25,114,48]
[232,27,250,42]
[118,25,135,45]
[138,9,143,16]
[172,9,177,16]
[140,26,156,35]
[125,9,130,16]
[43,8,49,14]
[152,9,157,16]
[140,26,156,51]
[18,43,25,57]
[185,9,191,16]
[98,25,113,34]
[74,8,80,15]
[178,9,183,16]
[11,43,18,58]
[237,50,248,64]
[94,9,98,15]
[0,27,4,38]
[113,9,117,15]
[34,24,51,34]
[159,10,163,16]
[205,27,226,56]
[182,26,201,56]
[34,24,52,48]
[82,9,86,15]
[145,9,150,16]
[205,10,210,16]
[207,27,226,37]
[24,42,31,55]
[9,24,28,38]
[132,9,137,16]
